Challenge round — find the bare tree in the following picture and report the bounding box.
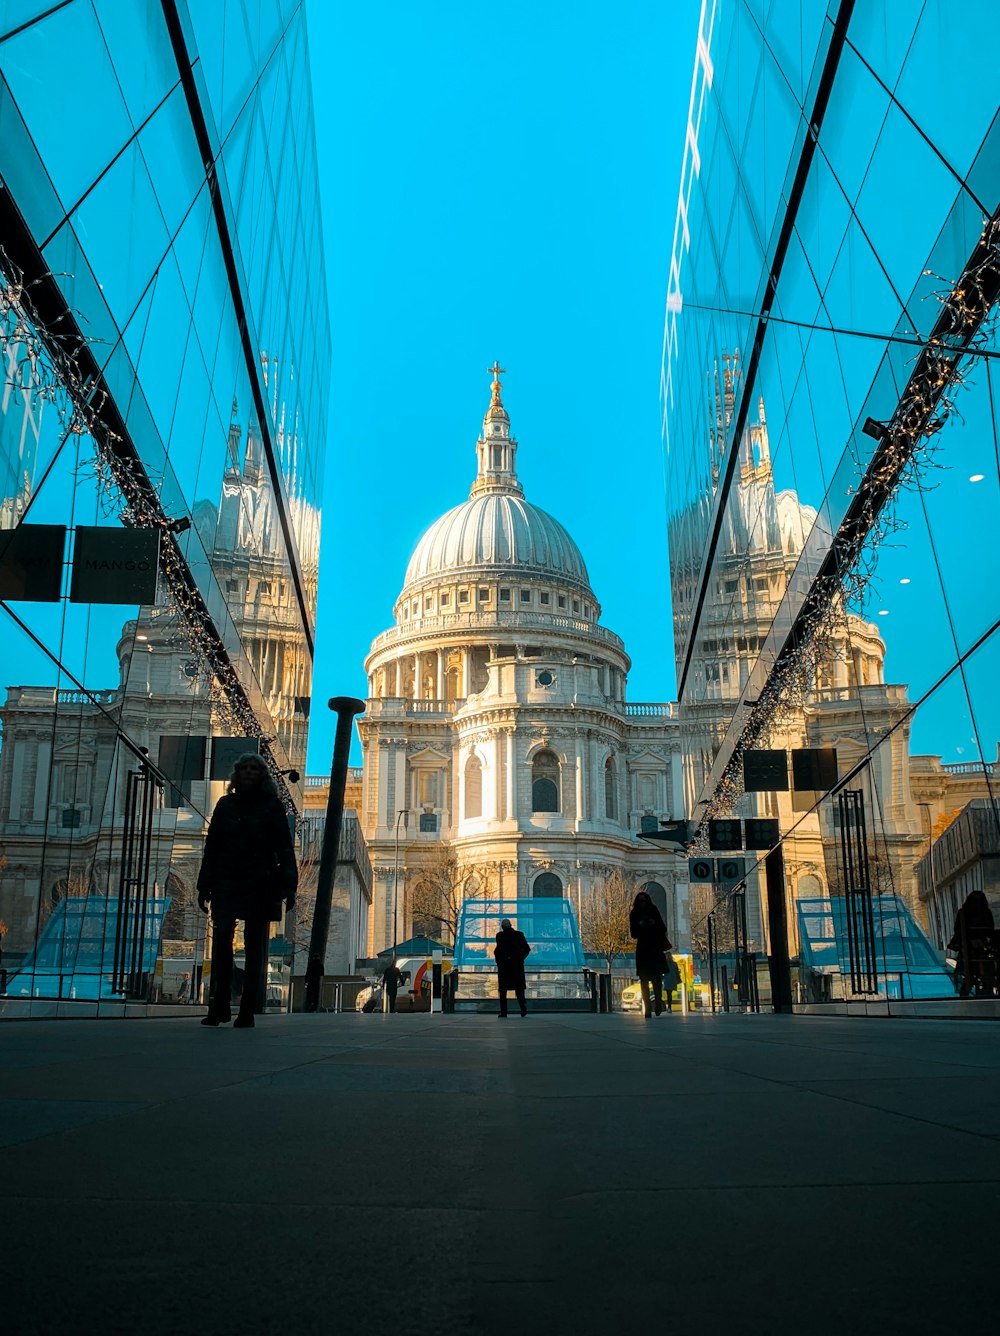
[580,868,639,971]
[407,852,500,947]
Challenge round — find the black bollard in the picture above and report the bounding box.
[304,696,366,1012]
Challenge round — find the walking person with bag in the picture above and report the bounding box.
[630,890,672,1019]
[197,753,298,1028]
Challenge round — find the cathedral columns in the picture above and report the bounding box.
[506,729,516,822]
[462,650,470,698]
[436,650,445,700]
[575,737,585,827]
[394,659,401,697]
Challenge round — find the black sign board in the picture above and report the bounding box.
[792,746,839,791]
[743,749,789,792]
[639,814,658,833]
[70,525,160,604]
[718,857,746,883]
[210,737,259,780]
[159,735,207,807]
[638,819,691,845]
[709,818,743,851]
[688,857,715,883]
[744,818,780,849]
[0,523,66,601]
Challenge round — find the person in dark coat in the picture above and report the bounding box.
[383,960,404,1013]
[197,753,297,1028]
[948,890,996,998]
[630,890,671,1019]
[494,918,531,1018]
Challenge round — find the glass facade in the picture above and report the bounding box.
[0,1,329,1008]
[664,1,1000,1005]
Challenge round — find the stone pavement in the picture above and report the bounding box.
[3,1011,1000,1335]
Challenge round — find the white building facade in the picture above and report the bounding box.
[358,370,683,955]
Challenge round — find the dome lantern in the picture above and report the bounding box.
[471,361,522,499]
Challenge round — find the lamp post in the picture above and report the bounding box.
[304,696,366,1012]
[392,808,409,951]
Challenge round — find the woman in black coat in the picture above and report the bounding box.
[630,890,671,1019]
[197,753,298,1027]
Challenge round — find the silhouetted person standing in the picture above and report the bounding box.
[495,918,531,1018]
[630,890,671,1019]
[197,753,297,1028]
[383,960,403,1013]
[949,890,996,998]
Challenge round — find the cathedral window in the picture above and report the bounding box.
[500,588,511,602]
[604,758,617,819]
[540,591,550,605]
[532,750,560,813]
[459,590,470,604]
[520,589,531,603]
[464,755,482,819]
[558,595,567,608]
[479,588,490,601]
[572,600,580,612]
[533,872,562,898]
[440,592,450,607]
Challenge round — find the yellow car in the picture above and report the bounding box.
[620,981,677,1012]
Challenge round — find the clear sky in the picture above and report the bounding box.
[304,0,702,771]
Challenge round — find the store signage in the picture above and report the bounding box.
[210,737,259,780]
[70,526,160,604]
[744,818,780,849]
[709,818,743,851]
[0,523,66,601]
[688,857,715,883]
[743,749,789,791]
[717,857,746,884]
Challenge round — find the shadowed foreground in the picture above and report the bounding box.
[3,1011,999,1334]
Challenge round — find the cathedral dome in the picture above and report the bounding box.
[403,491,591,590]
[400,365,593,597]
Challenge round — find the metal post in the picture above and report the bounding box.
[304,696,366,1012]
[765,844,794,1013]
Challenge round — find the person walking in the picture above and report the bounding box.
[383,960,404,1013]
[949,890,996,998]
[494,917,531,1018]
[630,890,671,1019]
[197,753,297,1028]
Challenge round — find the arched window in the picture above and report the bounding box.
[532,750,560,813]
[604,757,617,819]
[533,872,562,898]
[641,881,668,922]
[464,755,482,820]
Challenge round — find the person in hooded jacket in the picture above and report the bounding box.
[949,890,996,998]
[197,753,298,1028]
[630,890,672,1018]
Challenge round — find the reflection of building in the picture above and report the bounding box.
[916,793,1000,950]
[672,361,924,942]
[358,371,682,956]
[0,4,328,995]
[663,6,1000,969]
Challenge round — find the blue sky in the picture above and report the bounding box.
[304,0,702,770]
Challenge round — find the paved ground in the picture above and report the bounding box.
[3,1010,1000,1335]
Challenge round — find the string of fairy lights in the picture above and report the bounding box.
[0,248,295,810]
[697,209,1000,828]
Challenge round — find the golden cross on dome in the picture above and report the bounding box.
[488,360,506,388]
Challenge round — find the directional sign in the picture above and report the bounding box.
[743,749,789,792]
[717,857,746,884]
[688,857,715,883]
